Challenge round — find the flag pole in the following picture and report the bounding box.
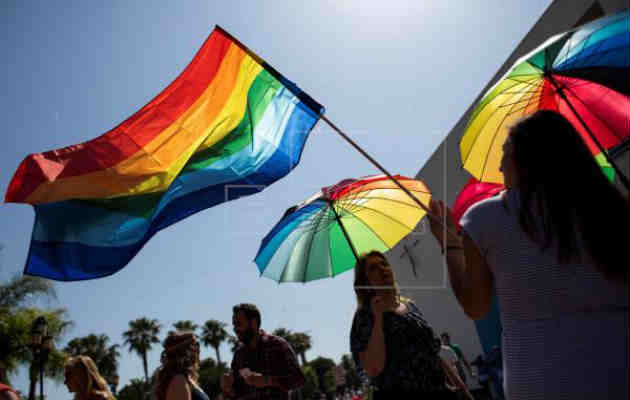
[320,115,460,240]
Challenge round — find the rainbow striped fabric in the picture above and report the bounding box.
[5,27,324,281]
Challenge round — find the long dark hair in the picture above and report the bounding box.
[154,332,200,400]
[510,110,629,282]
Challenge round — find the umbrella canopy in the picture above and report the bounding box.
[452,178,504,233]
[254,175,431,283]
[460,10,629,185]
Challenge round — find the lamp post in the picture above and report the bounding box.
[29,316,53,400]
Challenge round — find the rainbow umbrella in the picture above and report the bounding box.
[452,178,504,233]
[254,175,431,283]
[460,10,629,188]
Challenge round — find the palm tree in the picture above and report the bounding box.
[0,275,70,396]
[271,328,296,349]
[0,275,56,313]
[123,317,161,382]
[172,320,198,333]
[64,334,120,384]
[0,308,73,400]
[272,328,304,361]
[117,378,151,400]
[197,357,229,399]
[226,335,240,354]
[200,320,228,365]
[291,332,312,366]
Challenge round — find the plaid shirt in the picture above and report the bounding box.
[230,330,305,400]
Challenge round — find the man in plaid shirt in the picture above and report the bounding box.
[220,303,305,400]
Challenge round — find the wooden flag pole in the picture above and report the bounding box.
[320,115,460,241]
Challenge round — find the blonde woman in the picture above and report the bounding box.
[64,356,115,400]
[154,332,208,400]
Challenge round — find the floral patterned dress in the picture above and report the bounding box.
[350,299,447,393]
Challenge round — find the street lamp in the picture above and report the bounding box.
[30,316,53,400]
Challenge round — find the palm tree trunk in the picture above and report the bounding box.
[142,352,149,382]
[300,352,307,366]
[214,347,222,365]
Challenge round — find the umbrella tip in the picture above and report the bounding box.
[283,205,299,218]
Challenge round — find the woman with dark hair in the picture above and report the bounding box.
[429,110,630,399]
[154,332,208,400]
[349,250,471,399]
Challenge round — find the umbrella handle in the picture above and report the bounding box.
[321,114,461,241]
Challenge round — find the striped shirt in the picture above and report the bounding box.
[460,189,629,400]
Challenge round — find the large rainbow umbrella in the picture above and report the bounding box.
[460,10,629,187]
[254,175,431,283]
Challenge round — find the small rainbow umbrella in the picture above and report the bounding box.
[460,10,629,188]
[254,175,431,283]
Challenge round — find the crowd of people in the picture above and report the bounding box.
[2,111,628,400]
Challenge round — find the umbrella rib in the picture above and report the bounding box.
[338,206,392,253]
[302,203,331,282]
[555,16,623,68]
[342,188,432,204]
[330,203,361,277]
[326,222,336,278]
[498,94,544,109]
[562,43,629,71]
[559,28,578,69]
[500,88,544,95]
[465,79,541,172]
[504,98,544,117]
[341,194,430,211]
[346,185,432,196]
[479,80,544,179]
[504,76,542,87]
[559,78,602,91]
[287,205,336,233]
[276,206,329,283]
[461,77,540,166]
[341,202,419,232]
[564,85,627,143]
[571,39,613,70]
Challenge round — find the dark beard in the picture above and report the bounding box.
[238,327,255,345]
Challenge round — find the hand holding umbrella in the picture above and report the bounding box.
[428,199,462,253]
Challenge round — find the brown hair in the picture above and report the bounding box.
[510,110,630,283]
[154,332,200,400]
[353,250,401,307]
[64,356,114,400]
[232,303,261,328]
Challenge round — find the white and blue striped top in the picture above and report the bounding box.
[460,188,629,400]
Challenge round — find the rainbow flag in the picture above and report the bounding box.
[5,27,324,281]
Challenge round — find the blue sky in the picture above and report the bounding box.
[1,0,551,398]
